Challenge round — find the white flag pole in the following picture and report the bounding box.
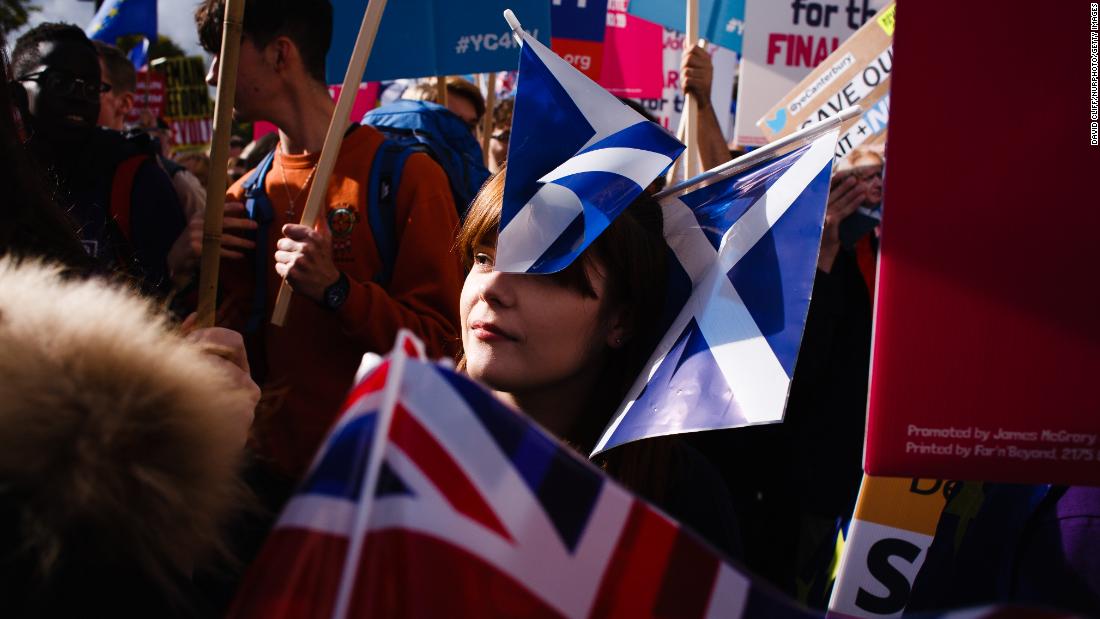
[271,0,390,326]
[329,339,409,619]
[656,106,862,201]
[684,0,701,178]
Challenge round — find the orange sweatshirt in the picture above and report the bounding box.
[221,125,463,477]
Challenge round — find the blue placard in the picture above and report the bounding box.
[551,0,609,42]
[328,0,552,84]
[627,0,744,54]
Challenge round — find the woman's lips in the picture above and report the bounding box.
[469,320,516,342]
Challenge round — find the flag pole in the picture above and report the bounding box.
[270,0,390,326]
[480,72,497,167]
[329,338,409,619]
[656,106,862,201]
[436,75,449,106]
[684,0,700,178]
[194,0,246,328]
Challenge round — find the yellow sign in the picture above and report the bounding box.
[877,3,897,36]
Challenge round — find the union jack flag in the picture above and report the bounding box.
[228,331,816,619]
[495,18,683,274]
[593,131,839,454]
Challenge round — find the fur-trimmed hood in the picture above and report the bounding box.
[0,258,251,608]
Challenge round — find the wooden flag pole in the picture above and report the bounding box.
[194,0,246,328]
[436,75,449,106]
[684,0,701,177]
[270,0,390,326]
[480,72,497,167]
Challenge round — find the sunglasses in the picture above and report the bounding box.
[18,70,110,100]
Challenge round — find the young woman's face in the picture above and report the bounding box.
[461,244,617,394]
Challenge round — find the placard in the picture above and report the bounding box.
[735,0,888,147]
[864,0,1100,485]
[757,3,893,165]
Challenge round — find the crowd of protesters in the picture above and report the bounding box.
[0,0,1095,617]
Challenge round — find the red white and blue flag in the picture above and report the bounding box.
[227,332,1085,618]
[228,331,814,619]
[593,130,839,455]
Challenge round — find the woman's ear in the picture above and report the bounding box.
[605,308,631,349]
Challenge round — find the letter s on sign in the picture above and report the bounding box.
[855,538,922,614]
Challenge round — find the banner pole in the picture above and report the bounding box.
[481,73,496,167]
[194,0,246,328]
[270,0,390,326]
[684,0,700,178]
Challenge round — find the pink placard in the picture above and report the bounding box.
[253,82,380,141]
[599,9,662,99]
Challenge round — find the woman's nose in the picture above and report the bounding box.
[478,270,516,308]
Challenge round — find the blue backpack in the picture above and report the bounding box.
[240,130,410,333]
[362,100,490,216]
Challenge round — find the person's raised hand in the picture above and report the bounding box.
[819,172,867,273]
[681,41,714,108]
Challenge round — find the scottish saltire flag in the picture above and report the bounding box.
[228,331,819,619]
[86,0,156,44]
[593,131,838,455]
[495,24,684,273]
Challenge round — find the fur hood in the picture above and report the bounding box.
[0,258,250,600]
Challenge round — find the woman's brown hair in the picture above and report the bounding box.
[456,168,679,503]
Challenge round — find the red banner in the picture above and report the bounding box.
[126,69,165,125]
[864,0,1100,485]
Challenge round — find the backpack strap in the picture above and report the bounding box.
[109,154,151,241]
[367,139,414,287]
[243,151,277,334]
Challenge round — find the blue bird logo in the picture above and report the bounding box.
[765,108,787,133]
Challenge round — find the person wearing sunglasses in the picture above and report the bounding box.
[8,23,187,298]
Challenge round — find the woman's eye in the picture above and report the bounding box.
[473,252,494,268]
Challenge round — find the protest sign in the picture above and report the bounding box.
[550,0,608,82]
[829,476,950,618]
[758,2,893,165]
[151,56,214,153]
[864,0,1100,485]
[634,28,736,140]
[735,0,888,147]
[627,0,745,54]
[599,0,663,99]
[327,0,551,84]
[125,68,165,126]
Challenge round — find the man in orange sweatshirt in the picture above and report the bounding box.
[196,0,463,482]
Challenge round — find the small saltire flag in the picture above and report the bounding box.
[227,331,819,619]
[495,22,684,273]
[593,130,838,455]
[86,0,157,44]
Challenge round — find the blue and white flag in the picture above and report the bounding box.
[86,0,156,44]
[593,130,839,454]
[496,26,684,274]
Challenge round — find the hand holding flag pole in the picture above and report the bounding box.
[271,0,391,326]
[195,0,246,328]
